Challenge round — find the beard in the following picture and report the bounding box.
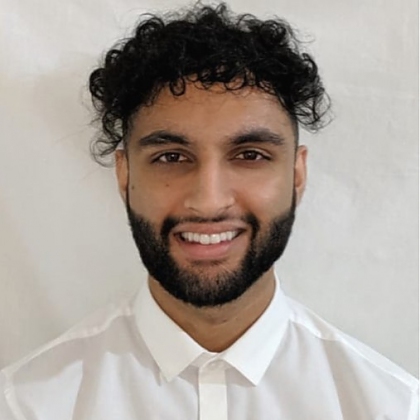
[126,193,296,307]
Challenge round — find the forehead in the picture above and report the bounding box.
[129,82,296,145]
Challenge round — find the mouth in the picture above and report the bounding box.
[173,229,246,261]
[177,230,241,245]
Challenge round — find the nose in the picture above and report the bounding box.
[183,162,235,217]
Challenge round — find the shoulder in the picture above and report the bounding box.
[286,297,419,417]
[0,295,136,419]
[0,371,15,420]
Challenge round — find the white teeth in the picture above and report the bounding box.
[210,234,220,244]
[180,231,238,244]
[201,235,210,245]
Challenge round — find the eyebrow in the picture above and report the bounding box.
[229,129,287,147]
[137,130,189,147]
[136,128,287,148]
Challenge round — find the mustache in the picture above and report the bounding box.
[161,214,260,240]
[126,185,296,244]
[125,190,261,240]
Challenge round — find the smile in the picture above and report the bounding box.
[179,230,240,245]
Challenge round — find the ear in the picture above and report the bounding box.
[294,145,307,205]
[115,150,128,203]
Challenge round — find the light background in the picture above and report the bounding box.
[0,0,418,376]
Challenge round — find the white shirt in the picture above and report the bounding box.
[1,278,418,420]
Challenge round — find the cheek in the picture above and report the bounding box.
[239,174,293,220]
[127,173,181,219]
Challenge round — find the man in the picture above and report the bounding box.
[0,3,417,419]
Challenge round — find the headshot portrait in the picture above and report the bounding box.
[0,0,418,418]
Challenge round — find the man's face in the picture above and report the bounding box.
[116,83,307,307]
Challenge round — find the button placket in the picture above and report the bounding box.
[198,360,228,420]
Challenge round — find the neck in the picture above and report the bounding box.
[148,269,276,352]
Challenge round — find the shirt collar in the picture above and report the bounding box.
[134,281,205,382]
[220,274,291,385]
[134,274,291,385]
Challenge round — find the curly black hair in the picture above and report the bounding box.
[89,3,330,165]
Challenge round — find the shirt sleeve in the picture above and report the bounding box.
[0,371,17,420]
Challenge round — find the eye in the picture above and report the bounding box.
[236,150,267,161]
[155,152,188,163]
